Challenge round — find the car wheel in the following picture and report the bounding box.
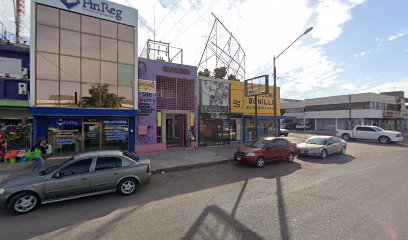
[320,149,328,159]
[340,146,346,154]
[8,192,39,214]
[118,178,137,196]
[255,157,265,168]
[287,153,295,163]
[378,136,390,144]
[341,133,351,141]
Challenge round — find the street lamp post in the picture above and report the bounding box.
[273,27,313,137]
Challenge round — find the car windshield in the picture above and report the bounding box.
[305,137,328,145]
[372,127,384,132]
[39,157,73,176]
[247,139,268,148]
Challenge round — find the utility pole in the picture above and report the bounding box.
[255,95,258,139]
[273,56,277,137]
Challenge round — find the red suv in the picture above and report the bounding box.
[234,137,298,168]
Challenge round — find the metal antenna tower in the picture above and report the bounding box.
[198,13,246,80]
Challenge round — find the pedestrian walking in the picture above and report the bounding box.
[186,130,195,150]
[31,137,49,173]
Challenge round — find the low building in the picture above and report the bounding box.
[281,92,407,131]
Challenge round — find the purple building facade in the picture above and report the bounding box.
[137,58,198,152]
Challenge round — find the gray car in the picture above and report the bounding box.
[297,136,347,159]
[0,150,151,214]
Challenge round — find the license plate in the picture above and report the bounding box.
[237,157,241,161]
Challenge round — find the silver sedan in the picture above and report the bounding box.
[297,136,347,159]
[0,150,151,214]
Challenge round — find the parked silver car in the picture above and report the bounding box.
[0,150,151,214]
[297,136,347,159]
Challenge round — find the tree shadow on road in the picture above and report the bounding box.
[297,154,355,164]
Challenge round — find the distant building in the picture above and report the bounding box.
[281,92,407,132]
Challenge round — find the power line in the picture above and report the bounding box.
[171,0,218,43]
[156,0,179,32]
[159,0,201,41]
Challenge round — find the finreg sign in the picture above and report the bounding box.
[32,0,138,26]
[60,0,123,21]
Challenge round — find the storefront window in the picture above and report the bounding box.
[48,118,82,157]
[102,119,129,150]
[230,119,242,141]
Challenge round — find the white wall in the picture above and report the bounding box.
[305,109,384,119]
[0,57,22,78]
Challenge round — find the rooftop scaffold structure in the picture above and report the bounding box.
[198,13,246,81]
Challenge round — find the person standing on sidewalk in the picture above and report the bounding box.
[186,130,195,150]
[31,137,49,173]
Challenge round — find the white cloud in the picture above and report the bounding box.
[388,32,405,41]
[354,49,372,57]
[311,0,366,45]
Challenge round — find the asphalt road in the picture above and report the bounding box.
[1,141,407,240]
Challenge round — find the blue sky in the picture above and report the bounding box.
[0,0,406,99]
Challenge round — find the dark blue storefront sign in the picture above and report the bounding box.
[48,118,82,127]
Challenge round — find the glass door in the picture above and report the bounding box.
[83,123,101,152]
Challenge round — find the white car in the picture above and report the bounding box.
[336,125,403,144]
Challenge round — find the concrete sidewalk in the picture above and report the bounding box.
[0,134,310,177]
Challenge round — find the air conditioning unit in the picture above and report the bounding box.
[18,82,28,95]
[21,68,28,79]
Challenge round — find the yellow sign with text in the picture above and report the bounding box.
[230,81,280,116]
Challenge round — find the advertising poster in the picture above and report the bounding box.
[201,80,230,113]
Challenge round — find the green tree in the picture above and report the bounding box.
[198,68,211,77]
[82,83,124,108]
[228,74,237,80]
[213,67,227,79]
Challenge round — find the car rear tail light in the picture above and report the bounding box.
[146,164,151,174]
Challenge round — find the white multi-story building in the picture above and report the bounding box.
[281,92,407,131]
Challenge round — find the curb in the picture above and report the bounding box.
[152,159,232,175]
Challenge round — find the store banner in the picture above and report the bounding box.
[102,119,128,127]
[139,79,156,93]
[201,80,230,113]
[48,118,82,127]
[230,81,280,116]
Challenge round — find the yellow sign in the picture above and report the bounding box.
[230,81,280,116]
[139,79,156,93]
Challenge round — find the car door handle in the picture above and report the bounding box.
[113,172,119,175]
[81,178,88,181]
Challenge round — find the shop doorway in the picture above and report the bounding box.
[83,123,101,152]
[165,113,186,147]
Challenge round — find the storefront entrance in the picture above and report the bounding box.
[83,123,101,152]
[165,114,186,147]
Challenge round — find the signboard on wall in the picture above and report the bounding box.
[201,80,230,113]
[139,79,156,93]
[138,79,156,117]
[48,118,82,127]
[103,119,128,142]
[230,81,280,116]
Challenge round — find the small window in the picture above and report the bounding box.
[356,127,365,131]
[278,139,288,147]
[59,159,92,176]
[95,157,122,171]
[266,141,279,148]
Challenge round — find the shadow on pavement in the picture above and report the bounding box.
[0,161,301,240]
[297,154,355,164]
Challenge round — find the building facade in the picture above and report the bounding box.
[0,43,31,157]
[281,92,407,131]
[197,77,281,145]
[30,0,139,156]
[136,58,198,152]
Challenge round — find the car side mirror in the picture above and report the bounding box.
[53,172,61,179]
[327,142,333,145]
